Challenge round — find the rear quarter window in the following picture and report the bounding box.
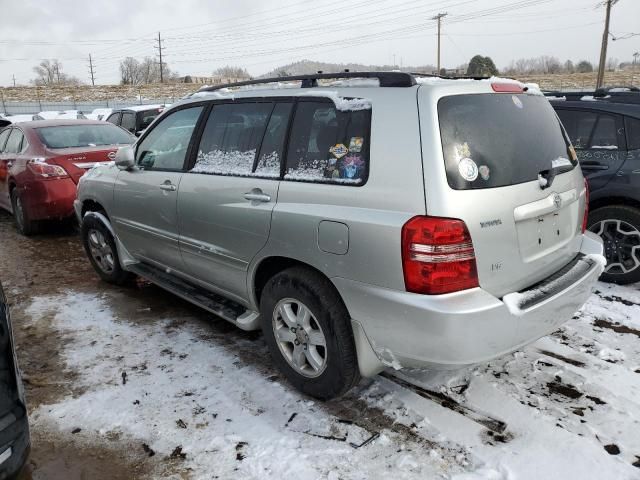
[439,94,574,190]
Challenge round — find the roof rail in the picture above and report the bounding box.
[198,71,417,92]
[544,87,640,104]
[411,72,490,81]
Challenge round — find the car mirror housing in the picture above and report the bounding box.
[115,146,135,170]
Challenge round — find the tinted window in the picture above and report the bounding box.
[255,103,293,177]
[589,114,619,149]
[121,112,136,133]
[137,106,203,170]
[37,124,134,148]
[285,101,370,184]
[439,94,574,190]
[556,110,598,149]
[191,102,273,176]
[626,117,640,150]
[0,129,10,152]
[106,113,120,125]
[4,129,24,154]
[137,109,161,131]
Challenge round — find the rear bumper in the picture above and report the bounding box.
[21,178,77,221]
[334,232,604,372]
[0,407,30,480]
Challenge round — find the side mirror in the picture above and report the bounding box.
[115,146,135,170]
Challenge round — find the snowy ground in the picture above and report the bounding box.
[19,280,640,480]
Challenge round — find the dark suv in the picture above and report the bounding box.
[0,282,30,478]
[105,105,165,136]
[549,88,640,284]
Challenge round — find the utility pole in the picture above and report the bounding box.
[596,0,618,89]
[55,64,60,84]
[155,32,165,83]
[88,54,96,86]
[12,75,16,87]
[431,13,448,73]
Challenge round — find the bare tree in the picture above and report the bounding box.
[605,57,619,72]
[120,57,142,85]
[119,56,178,85]
[213,66,251,80]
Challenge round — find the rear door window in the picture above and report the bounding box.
[438,94,574,190]
[4,129,24,154]
[626,117,640,150]
[106,113,120,125]
[120,112,136,133]
[255,102,293,177]
[0,129,10,152]
[285,101,370,185]
[191,102,274,176]
[556,109,597,149]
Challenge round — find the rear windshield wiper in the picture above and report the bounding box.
[538,158,574,189]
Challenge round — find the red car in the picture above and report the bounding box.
[0,120,134,235]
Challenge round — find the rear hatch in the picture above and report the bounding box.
[419,84,587,298]
[47,146,118,184]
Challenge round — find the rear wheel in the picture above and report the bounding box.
[260,266,360,399]
[10,188,38,236]
[81,214,131,285]
[588,205,640,284]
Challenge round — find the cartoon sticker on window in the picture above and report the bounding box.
[329,143,348,159]
[479,165,490,181]
[458,157,478,182]
[349,137,364,153]
[341,154,365,180]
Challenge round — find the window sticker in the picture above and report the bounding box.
[458,157,478,182]
[329,143,348,159]
[349,136,363,153]
[341,154,365,180]
[479,165,490,181]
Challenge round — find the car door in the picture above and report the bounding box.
[112,104,205,271]
[0,129,26,211]
[0,128,12,210]
[177,101,291,301]
[556,108,626,191]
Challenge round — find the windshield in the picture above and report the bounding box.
[36,124,135,149]
[438,93,575,190]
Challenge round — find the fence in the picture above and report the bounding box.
[0,98,181,116]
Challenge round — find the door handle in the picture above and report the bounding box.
[243,190,271,203]
[581,162,608,171]
[159,181,177,191]
[7,162,12,168]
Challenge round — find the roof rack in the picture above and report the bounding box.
[544,86,640,104]
[198,71,418,92]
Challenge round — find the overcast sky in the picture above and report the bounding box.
[0,0,638,87]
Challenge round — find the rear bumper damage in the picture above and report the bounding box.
[335,232,604,375]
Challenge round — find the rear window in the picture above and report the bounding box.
[438,94,575,190]
[137,109,162,131]
[36,124,134,149]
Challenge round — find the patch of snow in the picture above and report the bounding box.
[538,174,548,188]
[299,90,372,111]
[591,145,618,150]
[609,87,631,92]
[580,96,597,101]
[597,348,626,362]
[326,78,380,87]
[551,157,573,168]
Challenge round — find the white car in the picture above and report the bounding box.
[86,108,113,121]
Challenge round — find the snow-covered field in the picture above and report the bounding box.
[23,282,640,480]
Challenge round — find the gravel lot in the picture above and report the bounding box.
[1,209,639,480]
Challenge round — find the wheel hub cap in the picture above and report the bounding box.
[590,219,640,275]
[87,229,115,274]
[272,298,328,378]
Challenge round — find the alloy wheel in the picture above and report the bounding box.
[272,298,328,378]
[87,229,116,274]
[590,219,640,275]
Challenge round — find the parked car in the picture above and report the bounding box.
[75,72,604,399]
[0,119,135,235]
[0,114,42,127]
[86,108,113,121]
[0,281,30,478]
[105,105,165,136]
[549,88,640,283]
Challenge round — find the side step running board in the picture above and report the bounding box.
[127,263,260,331]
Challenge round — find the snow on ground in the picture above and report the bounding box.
[24,282,640,479]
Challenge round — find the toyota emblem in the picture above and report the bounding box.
[108,151,116,161]
[553,193,562,209]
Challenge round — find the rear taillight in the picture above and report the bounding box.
[582,178,589,233]
[401,216,479,295]
[27,160,68,178]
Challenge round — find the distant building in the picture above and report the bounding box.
[181,75,251,84]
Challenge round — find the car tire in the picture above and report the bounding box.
[81,214,131,285]
[10,188,38,236]
[588,205,640,284]
[260,266,360,400]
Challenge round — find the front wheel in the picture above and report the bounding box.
[81,214,131,285]
[260,267,360,399]
[588,205,640,284]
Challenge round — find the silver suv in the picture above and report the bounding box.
[75,72,605,399]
